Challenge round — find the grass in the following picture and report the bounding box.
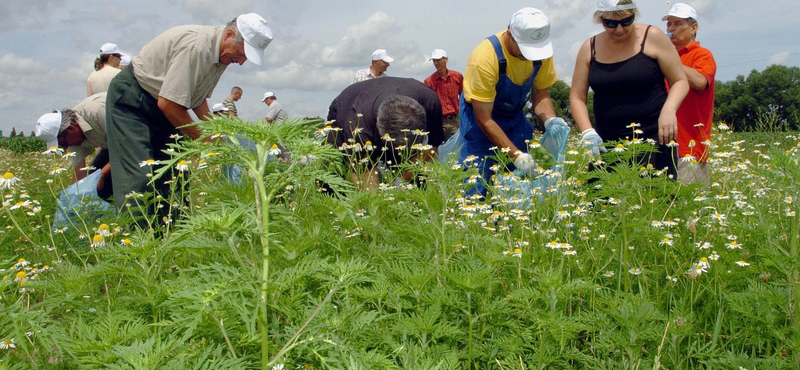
[0,120,798,369]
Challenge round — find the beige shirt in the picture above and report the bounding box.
[69,92,108,168]
[130,25,227,109]
[87,66,120,95]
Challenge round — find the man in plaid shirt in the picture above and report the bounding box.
[424,49,463,141]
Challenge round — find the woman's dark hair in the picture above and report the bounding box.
[94,54,111,71]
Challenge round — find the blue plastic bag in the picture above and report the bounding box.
[495,122,571,207]
[53,170,115,229]
[438,127,465,164]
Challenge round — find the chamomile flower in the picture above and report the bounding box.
[697,257,710,269]
[49,167,67,175]
[0,338,15,350]
[139,159,159,167]
[269,144,282,156]
[42,146,64,155]
[176,160,190,172]
[735,260,750,267]
[563,250,577,256]
[612,143,627,153]
[0,172,20,189]
[659,237,673,246]
[603,271,615,278]
[726,241,742,250]
[628,267,642,275]
[96,224,111,237]
[91,234,105,248]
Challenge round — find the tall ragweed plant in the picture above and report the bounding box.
[153,116,350,369]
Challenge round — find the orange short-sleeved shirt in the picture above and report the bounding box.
[676,41,716,161]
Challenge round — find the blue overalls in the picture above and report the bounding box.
[458,34,541,196]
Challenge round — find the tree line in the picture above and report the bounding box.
[540,64,799,132]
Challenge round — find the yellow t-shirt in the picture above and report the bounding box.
[463,31,558,103]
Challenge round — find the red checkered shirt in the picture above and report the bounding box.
[424,70,463,117]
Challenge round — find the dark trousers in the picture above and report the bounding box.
[87,148,112,200]
[106,68,183,226]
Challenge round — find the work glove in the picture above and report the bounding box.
[580,128,607,157]
[544,117,569,131]
[513,152,539,177]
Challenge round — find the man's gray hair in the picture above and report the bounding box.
[58,108,77,133]
[376,95,426,143]
[226,18,244,45]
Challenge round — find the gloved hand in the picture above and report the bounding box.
[544,117,569,131]
[297,154,316,165]
[513,152,539,177]
[580,128,607,157]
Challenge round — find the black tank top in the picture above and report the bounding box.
[588,26,667,142]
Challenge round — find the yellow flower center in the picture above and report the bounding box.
[92,234,104,243]
[3,172,14,180]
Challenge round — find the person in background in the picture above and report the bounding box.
[424,49,463,141]
[223,86,242,117]
[664,3,716,186]
[353,49,394,84]
[459,8,566,196]
[119,54,131,69]
[87,43,124,96]
[262,92,287,123]
[326,77,445,188]
[569,0,688,179]
[105,13,273,225]
[34,93,113,199]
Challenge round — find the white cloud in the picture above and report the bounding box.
[252,61,352,91]
[320,11,399,66]
[766,51,791,66]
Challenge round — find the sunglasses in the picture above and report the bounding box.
[602,15,635,29]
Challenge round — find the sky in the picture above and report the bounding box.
[1,0,799,136]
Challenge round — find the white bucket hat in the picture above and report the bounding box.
[236,13,273,66]
[508,8,553,61]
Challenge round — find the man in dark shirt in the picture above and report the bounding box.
[326,77,444,188]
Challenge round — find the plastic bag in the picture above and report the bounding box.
[438,127,464,164]
[495,122,570,208]
[53,170,115,229]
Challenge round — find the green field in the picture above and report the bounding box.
[1,120,799,369]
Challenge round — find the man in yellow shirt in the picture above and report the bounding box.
[459,7,566,196]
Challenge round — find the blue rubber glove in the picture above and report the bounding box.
[580,128,607,157]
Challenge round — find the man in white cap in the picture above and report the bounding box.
[424,49,463,141]
[262,92,287,123]
[105,13,272,225]
[35,93,113,199]
[459,7,567,196]
[664,3,716,186]
[352,49,394,84]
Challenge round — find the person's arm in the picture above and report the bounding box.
[649,27,689,144]
[73,157,87,183]
[227,110,235,117]
[683,65,708,91]
[157,97,204,140]
[569,39,594,133]
[86,81,94,97]
[472,101,521,159]
[531,87,557,123]
[96,162,111,192]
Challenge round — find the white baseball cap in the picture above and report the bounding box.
[99,43,122,55]
[119,53,131,66]
[508,8,553,61]
[662,3,697,21]
[236,13,273,66]
[371,49,394,63]
[35,111,63,149]
[596,0,638,12]
[211,103,229,112]
[430,49,447,60]
[262,92,275,101]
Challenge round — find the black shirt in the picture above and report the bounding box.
[326,77,444,163]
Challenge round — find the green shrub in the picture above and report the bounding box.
[0,136,47,154]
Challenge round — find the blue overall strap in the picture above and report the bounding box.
[532,60,542,80]
[487,35,506,76]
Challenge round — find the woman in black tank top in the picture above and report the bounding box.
[569,0,689,178]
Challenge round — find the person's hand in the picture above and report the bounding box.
[96,171,109,193]
[544,117,569,131]
[658,111,678,145]
[580,128,607,157]
[297,154,316,165]
[513,152,538,177]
